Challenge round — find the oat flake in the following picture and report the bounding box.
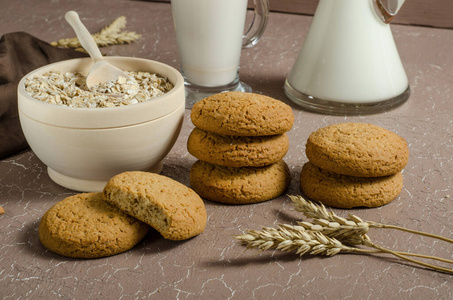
[25,71,173,108]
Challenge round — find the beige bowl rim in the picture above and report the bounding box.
[17,56,185,129]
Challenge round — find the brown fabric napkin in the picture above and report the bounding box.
[0,32,88,159]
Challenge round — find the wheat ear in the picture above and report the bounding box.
[290,195,453,244]
[51,16,141,50]
[236,225,375,257]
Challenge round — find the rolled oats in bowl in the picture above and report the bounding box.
[25,71,174,108]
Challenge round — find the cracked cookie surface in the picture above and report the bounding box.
[39,192,149,258]
[189,160,291,204]
[103,171,207,241]
[306,123,409,177]
[300,162,403,208]
[190,91,294,136]
[187,127,289,167]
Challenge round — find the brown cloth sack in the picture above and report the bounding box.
[0,32,88,159]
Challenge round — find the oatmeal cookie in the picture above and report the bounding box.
[39,192,149,258]
[190,91,294,136]
[187,127,289,167]
[300,162,403,208]
[306,123,409,177]
[189,160,291,204]
[103,171,207,241]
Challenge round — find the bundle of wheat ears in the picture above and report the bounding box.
[51,16,140,51]
[236,195,453,274]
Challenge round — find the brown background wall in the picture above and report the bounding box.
[150,0,453,29]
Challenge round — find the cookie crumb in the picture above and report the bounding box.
[0,206,5,215]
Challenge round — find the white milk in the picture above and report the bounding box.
[287,0,409,103]
[171,0,248,87]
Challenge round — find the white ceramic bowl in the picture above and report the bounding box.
[18,57,185,192]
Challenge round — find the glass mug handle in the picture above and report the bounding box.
[242,0,269,49]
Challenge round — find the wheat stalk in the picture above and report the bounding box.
[290,195,453,244]
[367,222,453,244]
[51,16,141,51]
[236,225,453,274]
[298,217,453,264]
[361,238,453,274]
[236,195,453,274]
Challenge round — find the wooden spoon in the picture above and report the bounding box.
[64,11,130,89]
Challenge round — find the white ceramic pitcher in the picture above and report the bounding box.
[284,0,410,115]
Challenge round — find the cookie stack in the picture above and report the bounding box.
[300,123,409,208]
[188,91,294,204]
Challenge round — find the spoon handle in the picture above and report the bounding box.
[65,11,103,61]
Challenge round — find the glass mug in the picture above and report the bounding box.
[171,0,269,108]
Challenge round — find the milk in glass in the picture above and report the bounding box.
[172,0,248,87]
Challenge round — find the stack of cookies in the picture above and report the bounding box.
[300,123,409,208]
[188,91,294,204]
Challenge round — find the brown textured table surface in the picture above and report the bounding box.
[1,1,452,299]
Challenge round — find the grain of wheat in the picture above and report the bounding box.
[289,195,335,221]
[297,220,369,245]
[289,195,371,243]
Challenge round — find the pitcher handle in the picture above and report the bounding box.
[242,0,269,49]
[373,0,406,24]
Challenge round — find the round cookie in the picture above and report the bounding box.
[190,91,294,136]
[306,123,409,177]
[39,192,149,259]
[189,160,291,204]
[103,171,207,241]
[187,127,289,167]
[300,162,403,208]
